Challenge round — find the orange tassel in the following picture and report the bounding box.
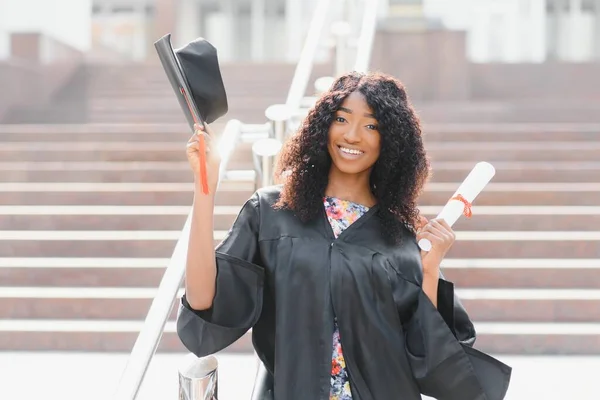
[180,87,210,195]
[197,134,209,195]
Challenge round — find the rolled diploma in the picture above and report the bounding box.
[418,161,496,252]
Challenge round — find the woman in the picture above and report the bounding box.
[178,71,510,400]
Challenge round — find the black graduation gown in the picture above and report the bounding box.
[177,185,512,400]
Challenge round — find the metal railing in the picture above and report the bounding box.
[281,0,380,130]
[284,0,335,113]
[353,0,379,73]
[112,119,244,400]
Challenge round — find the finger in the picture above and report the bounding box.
[203,123,215,137]
[198,131,212,143]
[417,231,444,246]
[416,215,428,232]
[186,141,200,150]
[431,219,455,241]
[194,123,205,132]
[437,219,456,239]
[433,218,454,234]
[186,141,211,155]
[422,222,447,240]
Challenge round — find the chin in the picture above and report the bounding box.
[332,159,373,175]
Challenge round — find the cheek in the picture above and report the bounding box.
[369,135,381,158]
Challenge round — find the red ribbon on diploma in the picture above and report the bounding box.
[450,194,472,218]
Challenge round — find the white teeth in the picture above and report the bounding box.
[339,147,363,155]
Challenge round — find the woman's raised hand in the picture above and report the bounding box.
[186,123,221,195]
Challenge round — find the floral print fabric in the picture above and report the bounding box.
[324,196,369,400]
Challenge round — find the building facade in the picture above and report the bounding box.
[1,0,599,63]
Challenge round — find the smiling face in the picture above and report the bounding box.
[327,91,381,178]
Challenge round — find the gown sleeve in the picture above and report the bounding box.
[177,193,265,357]
[397,275,512,400]
[435,272,476,346]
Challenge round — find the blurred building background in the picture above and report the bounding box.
[1,0,600,399]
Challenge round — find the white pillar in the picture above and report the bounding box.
[568,0,583,60]
[286,0,303,61]
[378,0,390,18]
[595,0,600,59]
[206,0,235,61]
[516,0,547,62]
[0,1,9,59]
[251,0,266,61]
[175,0,202,45]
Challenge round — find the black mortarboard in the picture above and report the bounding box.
[154,33,228,194]
[154,33,228,128]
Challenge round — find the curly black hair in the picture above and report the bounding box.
[274,71,430,243]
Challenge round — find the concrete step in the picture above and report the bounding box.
[421,123,600,142]
[0,182,254,206]
[1,123,597,142]
[429,161,600,183]
[2,161,600,183]
[0,258,168,287]
[0,230,598,258]
[0,319,597,354]
[2,257,599,289]
[441,259,600,289]
[0,123,190,139]
[0,230,222,257]
[2,141,600,163]
[0,142,254,169]
[421,182,600,206]
[1,182,597,206]
[1,287,598,323]
[460,289,600,322]
[0,287,182,320]
[2,205,600,231]
[422,141,600,162]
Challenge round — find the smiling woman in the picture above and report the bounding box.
[178,71,512,400]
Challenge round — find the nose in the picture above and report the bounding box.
[342,125,360,144]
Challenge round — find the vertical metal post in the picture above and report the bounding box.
[265,104,292,144]
[331,21,351,76]
[252,138,283,188]
[251,0,266,61]
[178,354,218,400]
[314,76,335,95]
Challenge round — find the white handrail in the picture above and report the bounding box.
[353,0,380,73]
[112,119,244,400]
[284,0,335,113]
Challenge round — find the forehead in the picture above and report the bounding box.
[339,91,373,113]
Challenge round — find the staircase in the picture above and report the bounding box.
[85,63,331,124]
[1,60,600,354]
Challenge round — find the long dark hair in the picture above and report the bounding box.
[274,71,430,243]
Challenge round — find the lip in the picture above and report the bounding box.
[337,145,364,159]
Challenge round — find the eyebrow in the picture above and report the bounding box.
[338,106,376,119]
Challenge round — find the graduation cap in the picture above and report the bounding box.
[154,33,228,194]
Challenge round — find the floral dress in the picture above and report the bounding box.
[324,196,369,400]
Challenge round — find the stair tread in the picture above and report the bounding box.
[0,257,169,268]
[0,319,598,335]
[0,230,599,241]
[0,205,240,215]
[1,287,599,300]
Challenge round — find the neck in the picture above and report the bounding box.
[325,167,376,207]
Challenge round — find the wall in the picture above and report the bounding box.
[370,27,600,103]
[0,0,92,60]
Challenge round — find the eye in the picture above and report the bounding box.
[335,116,346,123]
[366,124,378,130]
